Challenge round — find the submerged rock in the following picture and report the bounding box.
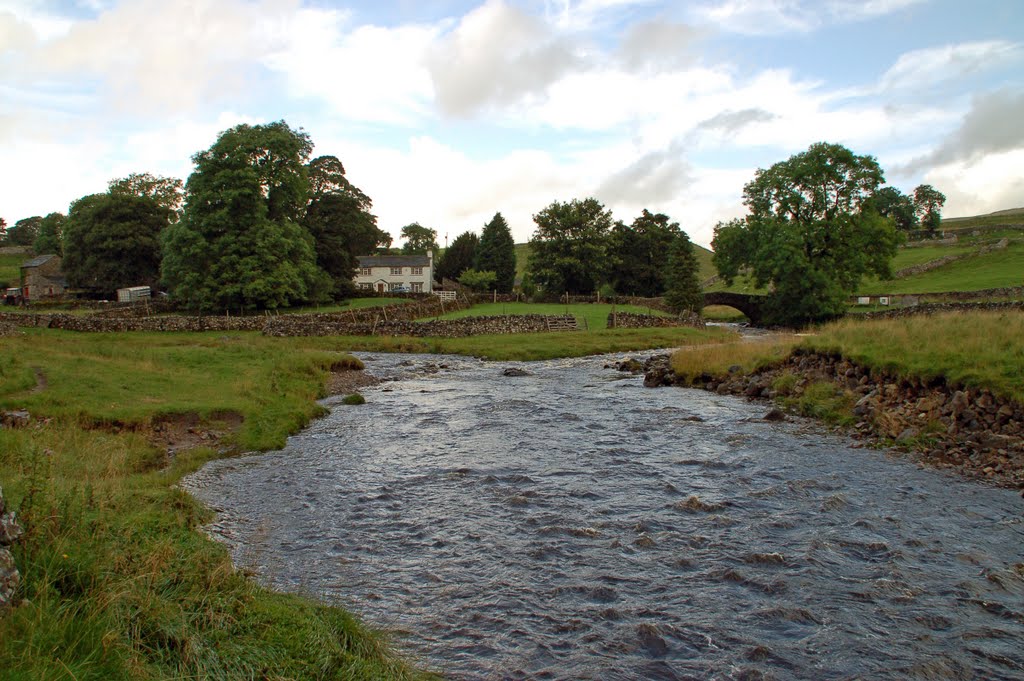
[502,367,531,377]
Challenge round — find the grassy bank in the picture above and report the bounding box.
[670,310,1024,408]
[0,330,437,679]
[0,325,730,677]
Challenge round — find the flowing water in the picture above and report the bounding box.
[183,353,1024,680]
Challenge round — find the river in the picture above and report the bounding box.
[183,352,1024,680]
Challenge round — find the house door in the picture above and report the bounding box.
[377,283,385,293]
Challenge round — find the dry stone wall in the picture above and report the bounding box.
[606,311,706,330]
[864,301,1024,320]
[0,485,22,611]
[264,314,572,338]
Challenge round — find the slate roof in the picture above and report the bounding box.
[22,254,58,268]
[356,255,431,268]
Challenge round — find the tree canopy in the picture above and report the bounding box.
[663,232,702,314]
[436,230,478,283]
[7,216,42,247]
[868,187,918,232]
[302,155,388,299]
[610,209,682,297]
[109,172,184,213]
[400,223,439,255]
[33,212,66,255]
[63,193,168,296]
[161,121,326,311]
[475,212,516,293]
[913,184,946,233]
[528,197,614,294]
[712,142,901,326]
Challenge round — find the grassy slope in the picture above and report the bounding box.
[0,253,25,288]
[428,301,670,329]
[859,241,1024,295]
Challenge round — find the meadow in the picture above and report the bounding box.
[428,301,671,329]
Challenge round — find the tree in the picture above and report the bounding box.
[109,172,184,213]
[436,231,478,283]
[400,223,439,255]
[8,216,42,247]
[663,232,702,314]
[475,212,516,293]
[867,187,917,232]
[610,209,682,297]
[302,155,388,299]
[63,193,168,296]
[33,212,66,255]
[913,184,946,233]
[162,121,327,312]
[458,268,497,292]
[712,142,901,326]
[528,197,614,294]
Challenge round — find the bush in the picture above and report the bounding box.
[342,393,366,405]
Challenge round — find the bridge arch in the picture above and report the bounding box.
[702,292,769,325]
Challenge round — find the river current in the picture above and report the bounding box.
[183,353,1024,680]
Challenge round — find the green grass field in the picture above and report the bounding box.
[427,301,671,329]
[0,253,25,288]
[858,241,1024,294]
[283,297,411,314]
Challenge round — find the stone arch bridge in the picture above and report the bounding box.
[702,292,768,325]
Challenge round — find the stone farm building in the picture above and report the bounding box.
[21,254,66,300]
[354,253,434,293]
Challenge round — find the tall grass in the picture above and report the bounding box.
[670,335,799,381]
[804,311,1024,401]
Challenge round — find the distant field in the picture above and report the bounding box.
[0,253,23,287]
[284,297,411,314]
[859,241,1024,294]
[428,301,670,330]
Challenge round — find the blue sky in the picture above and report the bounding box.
[2,0,1022,247]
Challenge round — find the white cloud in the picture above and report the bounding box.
[427,0,580,117]
[265,8,439,125]
[925,149,1024,218]
[690,0,924,35]
[880,40,1023,93]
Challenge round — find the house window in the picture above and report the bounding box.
[358,282,372,290]
[411,282,423,292]
[411,266,423,275]
[390,266,403,276]
[360,267,372,276]
[389,282,405,292]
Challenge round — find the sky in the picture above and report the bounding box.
[2,0,1023,248]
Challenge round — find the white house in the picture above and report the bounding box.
[354,252,434,293]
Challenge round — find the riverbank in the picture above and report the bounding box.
[643,311,1024,489]
[0,325,729,677]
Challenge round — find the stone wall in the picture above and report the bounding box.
[606,311,706,330]
[0,485,22,611]
[264,314,573,338]
[863,301,1024,320]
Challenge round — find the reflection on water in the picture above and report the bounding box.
[184,353,1024,680]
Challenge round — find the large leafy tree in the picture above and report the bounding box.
[33,212,66,255]
[610,209,682,297]
[436,230,478,283]
[109,172,184,213]
[663,232,702,314]
[303,155,390,299]
[63,193,168,296]
[867,187,917,232]
[162,121,327,312]
[8,216,42,247]
[400,223,439,255]
[913,184,946,233]
[475,212,516,293]
[712,142,901,326]
[528,197,614,294]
